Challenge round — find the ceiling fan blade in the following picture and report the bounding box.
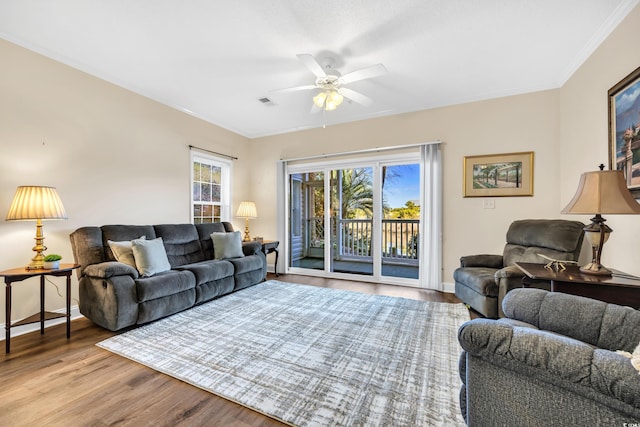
[296,54,327,79]
[270,84,318,94]
[340,88,373,107]
[339,63,387,84]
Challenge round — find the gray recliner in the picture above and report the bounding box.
[458,288,640,425]
[453,219,584,318]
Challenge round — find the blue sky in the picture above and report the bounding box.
[383,164,420,208]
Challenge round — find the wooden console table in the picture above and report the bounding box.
[515,262,640,309]
[0,264,79,353]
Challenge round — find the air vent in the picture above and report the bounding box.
[258,97,274,106]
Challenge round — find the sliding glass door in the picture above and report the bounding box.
[329,167,374,276]
[289,171,324,270]
[287,154,422,285]
[381,163,420,280]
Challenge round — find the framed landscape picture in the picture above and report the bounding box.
[608,66,640,198]
[463,151,534,197]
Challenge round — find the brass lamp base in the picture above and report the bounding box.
[579,262,611,276]
[243,218,251,242]
[27,218,47,270]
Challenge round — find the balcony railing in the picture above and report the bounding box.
[306,217,419,264]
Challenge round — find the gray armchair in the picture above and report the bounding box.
[458,288,640,425]
[454,219,584,318]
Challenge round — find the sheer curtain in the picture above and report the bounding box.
[419,143,443,290]
[276,160,287,275]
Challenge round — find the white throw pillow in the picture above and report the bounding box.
[108,236,146,268]
[211,231,245,260]
[131,237,171,277]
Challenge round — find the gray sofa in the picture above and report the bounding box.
[458,288,640,425]
[454,219,584,318]
[70,222,266,331]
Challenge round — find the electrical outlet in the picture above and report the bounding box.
[483,199,495,209]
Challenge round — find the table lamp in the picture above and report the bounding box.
[5,186,68,270]
[561,165,640,275]
[236,201,257,242]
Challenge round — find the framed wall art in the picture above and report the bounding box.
[463,151,534,197]
[608,65,640,198]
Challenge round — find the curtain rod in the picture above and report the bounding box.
[189,145,238,160]
[281,140,441,162]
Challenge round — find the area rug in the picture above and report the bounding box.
[97,280,469,426]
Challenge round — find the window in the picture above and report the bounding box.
[191,152,231,223]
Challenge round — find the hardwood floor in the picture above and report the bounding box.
[0,274,469,427]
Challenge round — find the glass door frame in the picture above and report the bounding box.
[284,151,422,287]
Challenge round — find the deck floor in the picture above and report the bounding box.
[291,257,419,279]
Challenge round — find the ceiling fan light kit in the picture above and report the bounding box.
[313,90,344,111]
[271,53,387,112]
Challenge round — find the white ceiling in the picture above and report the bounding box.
[0,0,637,138]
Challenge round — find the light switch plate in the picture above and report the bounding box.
[483,199,495,209]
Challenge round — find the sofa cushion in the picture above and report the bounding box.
[177,259,234,286]
[107,236,145,268]
[102,225,156,261]
[137,288,196,325]
[211,231,244,260]
[504,288,640,353]
[132,237,172,277]
[453,267,498,297]
[229,254,263,275]
[195,222,234,259]
[135,269,195,303]
[503,219,585,266]
[154,224,205,267]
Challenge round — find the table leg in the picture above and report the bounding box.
[66,273,71,339]
[550,279,557,292]
[5,281,11,353]
[40,275,45,334]
[274,248,279,277]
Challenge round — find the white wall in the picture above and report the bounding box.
[0,38,251,321]
[559,3,640,276]
[249,90,563,284]
[250,3,640,282]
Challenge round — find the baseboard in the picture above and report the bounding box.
[442,281,455,294]
[0,306,83,341]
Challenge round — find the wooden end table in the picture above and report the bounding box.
[515,262,640,309]
[260,240,279,277]
[0,263,80,353]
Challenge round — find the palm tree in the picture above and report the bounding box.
[333,168,373,218]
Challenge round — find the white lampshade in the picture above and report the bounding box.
[325,90,344,110]
[236,201,257,218]
[5,186,67,269]
[6,186,68,221]
[313,92,328,108]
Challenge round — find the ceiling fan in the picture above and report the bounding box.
[271,54,387,112]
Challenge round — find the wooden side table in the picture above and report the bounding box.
[0,263,80,353]
[515,262,640,309]
[261,240,279,277]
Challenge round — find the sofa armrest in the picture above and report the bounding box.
[495,264,524,279]
[242,241,262,256]
[460,254,503,268]
[83,261,139,279]
[458,319,640,410]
